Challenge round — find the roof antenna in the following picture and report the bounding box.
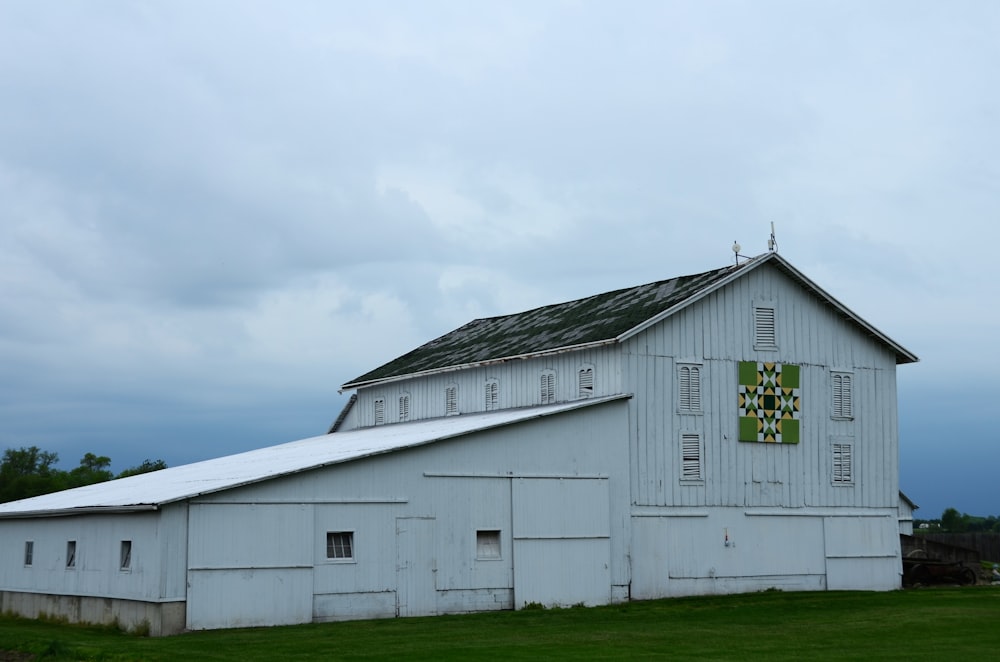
[768,222,778,253]
[732,240,749,265]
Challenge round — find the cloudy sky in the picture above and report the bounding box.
[1,1,997,519]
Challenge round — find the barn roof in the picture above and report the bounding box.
[343,252,917,390]
[0,395,627,519]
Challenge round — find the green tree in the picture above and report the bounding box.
[66,452,114,488]
[940,507,965,532]
[0,446,65,502]
[117,458,168,478]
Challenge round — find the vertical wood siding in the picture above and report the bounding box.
[348,347,622,429]
[624,263,901,510]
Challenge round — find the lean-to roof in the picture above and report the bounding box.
[0,396,626,519]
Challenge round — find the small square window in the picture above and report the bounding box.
[326,531,354,560]
[120,540,132,570]
[476,530,501,560]
[66,540,77,568]
[24,541,33,567]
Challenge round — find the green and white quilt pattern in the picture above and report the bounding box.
[738,361,801,444]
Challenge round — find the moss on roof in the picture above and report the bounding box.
[344,262,743,387]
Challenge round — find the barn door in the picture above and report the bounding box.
[511,478,611,608]
[395,517,437,617]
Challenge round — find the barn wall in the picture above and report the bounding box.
[347,346,622,429]
[184,398,631,629]
[624,262,901,511]
[630,508,899,597]
[0,505,188,635]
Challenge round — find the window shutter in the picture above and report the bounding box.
[832,373,853,418]
[833,443,853,483]
[681,433,702,480]
[755,306,776,347]
[485,380,498,411]
[540,372,555,404]
[679,366,701,412]
[841,375,852,418]
[399,394,410,422]
[578,367,594,398]
[374,398,385,425]
[445,386,458,415]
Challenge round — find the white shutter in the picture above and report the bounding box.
[399,394,410,422]
[374,398,385,425]
[679,365,702,412]
[445,386,458,415]
[832,373,853,418]
[540,372,555,404]
[841,375,852,418]
[578,367,594,398]
[485,380,499,411]
[833,443,853,483]
[681,433,702,480]
[755,306,776,347]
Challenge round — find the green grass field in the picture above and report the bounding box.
[3,587,1000,661]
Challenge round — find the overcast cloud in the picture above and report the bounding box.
[1,1,998,518]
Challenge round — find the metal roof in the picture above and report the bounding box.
[343,253,916,390]
[0,395,628,519]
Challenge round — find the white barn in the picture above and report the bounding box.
[0,252,917,635]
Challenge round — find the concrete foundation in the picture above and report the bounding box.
[0,590,186,636]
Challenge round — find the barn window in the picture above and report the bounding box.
[832,373,853,419]
[399,393,411,422]
[485,379,499,411]
[578,366,594,398]
[476,530,501,560]
[833,443,853,484]
[678,364,702,412]
[681,433,703,481]
[326,531,354,560]
[445,384,458,416]
[374,398,385,425]
[66,540,76,569]
[24,541,33,567]
[754,304,777,349]
[540,370,556,404]
[120,540,132,571]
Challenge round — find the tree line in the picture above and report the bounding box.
[0,446,167,504]
[915,507,1000,533]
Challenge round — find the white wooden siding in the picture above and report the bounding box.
[184,399,632,628]
[624,262,900,511]
[347,347,623,429]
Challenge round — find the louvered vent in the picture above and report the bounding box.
[755,306,776,347]
[485,380,499,411]
[681,433,702,480]
[833,443,853,483]
[374,398,385,425]
[540,371,555,404]
[679,366,701,412]
[445,385,458,415]
[578,367,594,398]
[399,394,410,422]
[833,374,853,418]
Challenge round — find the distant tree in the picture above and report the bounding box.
[66,452,114,488]
[0,446,63,502]
[117,458,168,478]
[941,507,965,532]
[1,446,165,504]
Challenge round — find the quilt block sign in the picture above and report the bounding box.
[738,361,801,443]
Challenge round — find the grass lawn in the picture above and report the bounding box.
[3,587,1000,661]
